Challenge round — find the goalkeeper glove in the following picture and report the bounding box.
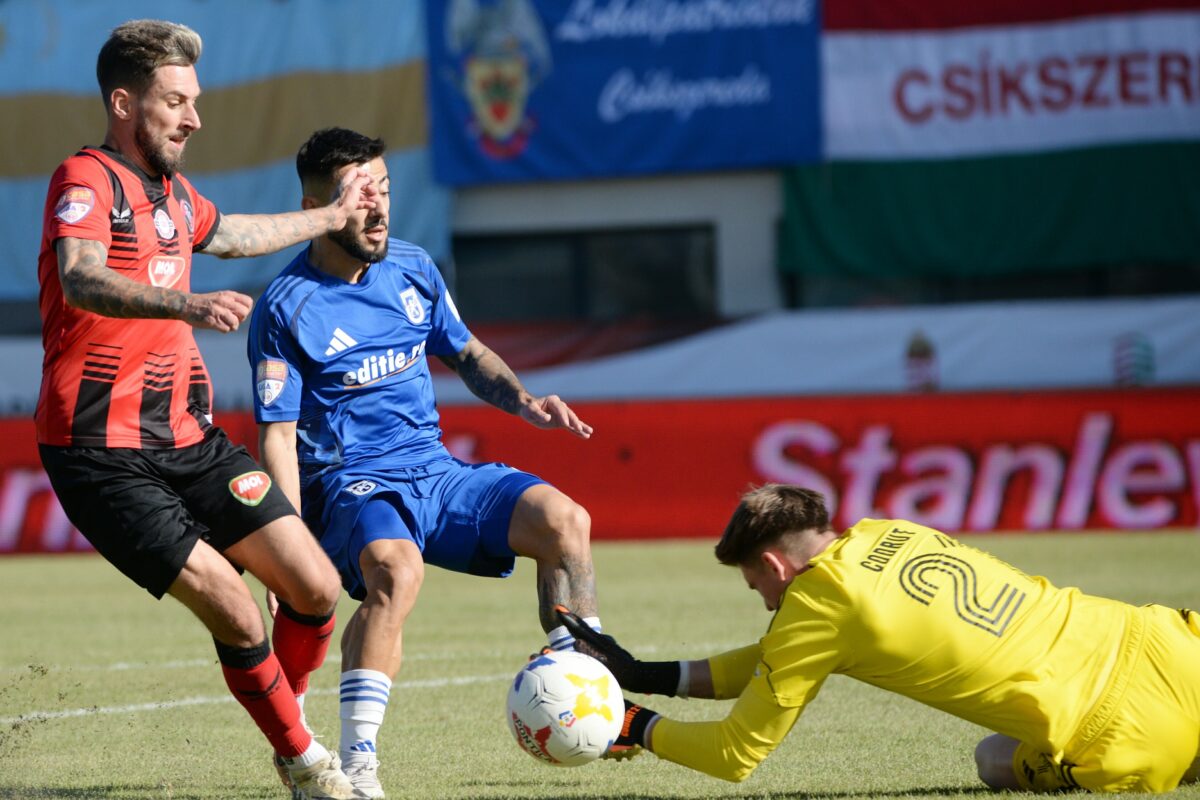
[555,605,683,696]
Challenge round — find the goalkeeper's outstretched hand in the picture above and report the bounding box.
[555,605,682,696]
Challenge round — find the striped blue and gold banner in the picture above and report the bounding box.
[0,1,449,300]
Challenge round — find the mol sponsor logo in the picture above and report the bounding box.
[148,256,185,289]
[228,471,272,507]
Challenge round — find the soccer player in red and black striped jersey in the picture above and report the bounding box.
[35,19,373,800]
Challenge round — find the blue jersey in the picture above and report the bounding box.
[248,239,472,484]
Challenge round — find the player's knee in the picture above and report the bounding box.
[545,497,591,555]
[363,546,424,602]
[975,735,1021,789]
[211,598,268,648]
[288,560,342,616]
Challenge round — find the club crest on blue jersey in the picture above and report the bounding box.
[345,480,377,496]
[400,287,426,324]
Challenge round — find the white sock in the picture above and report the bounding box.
[547,616,602,651]
[340,669,391,763]
[284,737,331,769]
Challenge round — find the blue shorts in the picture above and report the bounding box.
[309,457,544,600]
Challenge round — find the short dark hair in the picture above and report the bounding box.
[96,20,202,110]
[714,484,831,566]
[296,128,387,193]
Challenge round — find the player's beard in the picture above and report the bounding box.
[330,222,388,264]
[135,117,186,176]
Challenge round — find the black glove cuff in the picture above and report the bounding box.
[621,703,659,748]
[629,660,682,697]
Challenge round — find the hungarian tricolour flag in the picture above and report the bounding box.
[781,0,1200,279]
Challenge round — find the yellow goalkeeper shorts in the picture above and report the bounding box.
[1014,604,1200,793]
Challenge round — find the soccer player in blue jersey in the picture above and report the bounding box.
[248,128,602,799]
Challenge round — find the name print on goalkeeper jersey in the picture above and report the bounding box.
[249,238,472,475]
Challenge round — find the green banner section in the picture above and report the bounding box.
[779,141,1200,277]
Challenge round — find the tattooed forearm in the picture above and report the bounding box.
[205,209,336,258]
[58,238,187,319]
[450,337,530,414]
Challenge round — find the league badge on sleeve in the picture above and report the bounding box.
[54,187,96,224]
[256,359,288,406]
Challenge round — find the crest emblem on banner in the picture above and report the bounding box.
[445,0,552,159]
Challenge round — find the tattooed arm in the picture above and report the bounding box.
[202,168,375,259]
[57,237,250,331]
[439,336,593,439]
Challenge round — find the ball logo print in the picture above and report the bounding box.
[506,650,623,767]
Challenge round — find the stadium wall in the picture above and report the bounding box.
[4,388,1197,554]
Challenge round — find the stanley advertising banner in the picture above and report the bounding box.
[3,389,1196,553]
[424,0,822,184]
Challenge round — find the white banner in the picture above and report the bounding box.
[824,12,1200,159]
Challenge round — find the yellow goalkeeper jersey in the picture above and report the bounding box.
[652,519,1143,782]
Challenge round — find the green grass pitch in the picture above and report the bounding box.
[1,533,1198,799]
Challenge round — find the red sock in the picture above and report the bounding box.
[272,604,336,698]
[215,639,312,757]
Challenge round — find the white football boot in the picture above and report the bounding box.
[283,752,367,800]
[343,755,385,799]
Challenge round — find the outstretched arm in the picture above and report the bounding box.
[560,605,801,781]
[557,607,755,699]
[440,336,593,438]
[202,168,376,259]
[647,683,805,782]
[57,237,250,331]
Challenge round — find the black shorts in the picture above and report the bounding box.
[39,429,296,599]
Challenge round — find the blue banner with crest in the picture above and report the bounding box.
[425,0,821,185]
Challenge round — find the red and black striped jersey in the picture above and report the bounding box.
[36,146,222,449]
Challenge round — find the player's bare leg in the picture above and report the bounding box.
[975,733,1022,790]
[507,485,598,644]
[335,537,425,799]
[170,537,362,799]
[232,516,342,618]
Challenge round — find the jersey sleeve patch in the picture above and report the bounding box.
[256,359,288,406]
[54,186,96,224]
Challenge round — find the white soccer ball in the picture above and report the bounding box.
[506,649,624,767]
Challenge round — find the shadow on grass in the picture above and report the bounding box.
[455,780,995,800]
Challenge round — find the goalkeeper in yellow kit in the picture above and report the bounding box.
[558,484,1200,793]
